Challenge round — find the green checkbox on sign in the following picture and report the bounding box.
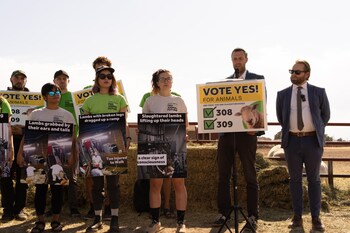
[203,107,216,118]
[204,119,216,130]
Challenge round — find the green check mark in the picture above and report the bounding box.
[204,119,217,130]
[203,107,216,118]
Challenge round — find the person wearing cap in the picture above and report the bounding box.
[53,70,81,218]
[81,66,130,233]
[1,70,30,222]
[81,56,114,221]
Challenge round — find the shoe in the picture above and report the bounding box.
[108,216,119,233]
[240,215,257,233]
[1,212,14,222]
[103,205,112,221]
[31,221,45,233]
[86,216,103,232]
[312,216,325,232]
[145,221,161,233]
[176,222,186,233]
[14,210,28,221]
[211,214,229,227]
[288,214,303,230]
[84,207,95,220]
[51,221,63,232]
[70,208,81,217]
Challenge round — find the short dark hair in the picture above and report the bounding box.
[232,48,248,58]
[41,83,61,96]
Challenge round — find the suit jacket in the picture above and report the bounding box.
[276,83,330,148]
[227,71,265,136]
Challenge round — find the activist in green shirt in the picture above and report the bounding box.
[53,70,81,218]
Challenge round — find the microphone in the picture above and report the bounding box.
[301,94,306,102]
[234,68,240,79]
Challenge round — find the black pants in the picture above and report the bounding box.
[92,175,120,211]
[35,184,63,216]
[217,132,259,218]
[0,177,15,215]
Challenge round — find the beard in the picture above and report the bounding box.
[12,84,25,90]
[290,77,306,85]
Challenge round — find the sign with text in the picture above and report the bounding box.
[0,114,11,178]
[21,120,74,185]
[0,91,45,126]
[137,113,187,179]
[196,79,267,133]
[78,113,127,176]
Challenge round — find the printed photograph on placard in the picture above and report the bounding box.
[0,114,11,178]
[137,113,187,179]
[21,120,73,185]
[78,113,127,176]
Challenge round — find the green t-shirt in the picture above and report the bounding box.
[59,91,79,137]
[139,91,181,108]
[81,93,128,114]
[59,91,77,123]
[0,97,12,115]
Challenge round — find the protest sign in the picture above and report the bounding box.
[78,112,127,176]
[0,91,44,126]
[21,120,74,185]
[196,79,267,133]
[137,113,187,179]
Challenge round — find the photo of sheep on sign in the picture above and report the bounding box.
[235,101,265,129]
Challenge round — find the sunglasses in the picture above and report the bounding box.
[289,70,306,75]
[48,90,61,96]
[159,77,173,82]
[98,74,113,80]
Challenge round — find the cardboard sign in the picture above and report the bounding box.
[196,79,267,133]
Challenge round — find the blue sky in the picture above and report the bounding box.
[1,0,349,140]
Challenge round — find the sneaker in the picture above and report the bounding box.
[288,214,303,230]
[15,210,27,221]
[145,221,161,233]
[176,222,186,233]
[86,216,103,232]
[1,212,14,222]
[211,214,229,227]
[312,216,325,232]
[84,207,95,220]
[70,208,81,217]
[240,215,257,233]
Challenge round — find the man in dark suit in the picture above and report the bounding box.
[276,60,330,232]
[212,48,264,232]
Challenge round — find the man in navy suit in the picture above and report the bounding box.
[212,48,264,232]
[276,60,330,232]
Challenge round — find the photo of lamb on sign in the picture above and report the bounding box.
[235,102,264,129]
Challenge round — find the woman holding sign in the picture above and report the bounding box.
[143,69,188,233]
[80,66,130,233]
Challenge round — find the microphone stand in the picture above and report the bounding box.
[217,119,256,233]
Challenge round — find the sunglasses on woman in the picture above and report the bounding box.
[98,74,113,80]
[48,90,61,96]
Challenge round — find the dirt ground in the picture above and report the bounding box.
[1,146,349,232]
[1,205,350,233]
